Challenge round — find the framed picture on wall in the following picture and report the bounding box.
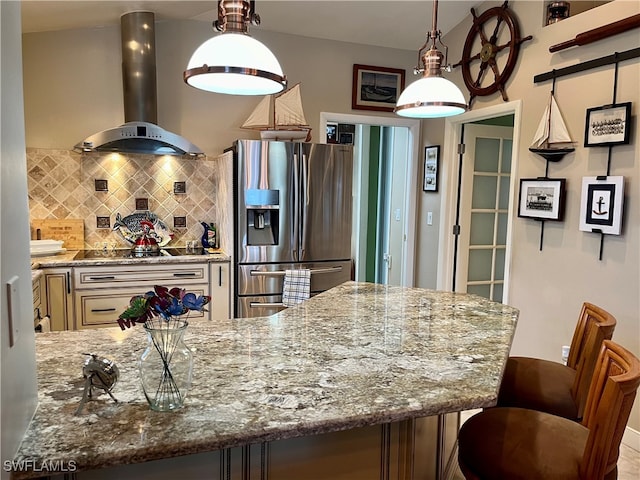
[423,145,440,192]
[579,176,624,235]
[352,64,405,112]
[517,178,566,221]
[584,102,632,147]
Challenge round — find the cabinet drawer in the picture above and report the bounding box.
[75,286,209,329]
[74,264,209,289]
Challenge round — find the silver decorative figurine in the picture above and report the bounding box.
[75,353,119,415]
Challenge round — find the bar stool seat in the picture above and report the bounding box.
[497,302,616,421]
[458,340,640,480]
[459,407,588,479]
[499,356,578,419]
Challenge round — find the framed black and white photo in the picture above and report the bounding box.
[584,102,632,147]
[518,178,566,221]
[579,176,624,235]
[423,145,440,192]
[352,64,405,112]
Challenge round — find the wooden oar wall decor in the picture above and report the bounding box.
[549,13,640,53]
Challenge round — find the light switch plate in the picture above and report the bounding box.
[6,276,19,347]
[427,211,433,225]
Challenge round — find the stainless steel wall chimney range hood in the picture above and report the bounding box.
[74,11,204,157]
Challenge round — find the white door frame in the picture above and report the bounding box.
[320,112,421,287]
[437,101,522,304]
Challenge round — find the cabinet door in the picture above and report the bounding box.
[32,275,44,328]
[210,262,230,320]
[43,268,73,331]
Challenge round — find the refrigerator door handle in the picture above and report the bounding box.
[250,266,343,277]
[292,152,300,262]
[300,150,309,260]
[249,301,285,309]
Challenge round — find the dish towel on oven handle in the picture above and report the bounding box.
[282,269,311,307]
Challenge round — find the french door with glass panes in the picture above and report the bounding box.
[456,124,513,303]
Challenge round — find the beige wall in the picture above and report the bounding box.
[420,0,639,434]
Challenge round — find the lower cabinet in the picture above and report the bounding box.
[41,261,231,331]
[73,263,211,330]
[210,262,231,320]
[42,268,73,331]
[32,273,46,329]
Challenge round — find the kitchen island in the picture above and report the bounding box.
[11,282,518,480]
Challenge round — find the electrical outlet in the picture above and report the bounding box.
[96,216,110,228]
[135,198,149,211]
[94,179,108,192]
[173,181,186,194]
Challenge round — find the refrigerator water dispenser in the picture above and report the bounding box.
[246,189,279,246]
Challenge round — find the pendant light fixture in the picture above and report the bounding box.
[183,0,287,95]
[395,0,468,118]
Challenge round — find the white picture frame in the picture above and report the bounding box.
[579,176,624,235]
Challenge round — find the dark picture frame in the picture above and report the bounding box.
[518,178,566,221]
[584,102,632,147]
[326,123,338,144]
[423,145,440,192]
[352,64,405,112]
[579,176,624,235]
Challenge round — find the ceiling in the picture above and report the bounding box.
[20,0,481,51]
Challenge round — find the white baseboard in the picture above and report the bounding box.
[622,426,639,452]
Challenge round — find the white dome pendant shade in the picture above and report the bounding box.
[395,75,467,118]
[395,0,467,118]
[183,1,287,95]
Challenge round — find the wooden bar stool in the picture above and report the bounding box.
[458,339,640,480]
[497,302,616,420]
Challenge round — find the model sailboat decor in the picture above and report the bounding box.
[529,92,575,162]
[242,83,312,141]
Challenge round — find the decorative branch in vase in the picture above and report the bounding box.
[116,285,211,411]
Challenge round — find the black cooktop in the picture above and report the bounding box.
[75,248,206,259]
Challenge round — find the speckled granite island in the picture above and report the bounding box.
[12,282,518,480]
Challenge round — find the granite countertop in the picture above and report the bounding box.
[31,249,230,268]
[13,281,519,478]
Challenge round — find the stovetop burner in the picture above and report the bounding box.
[75,247,205,259]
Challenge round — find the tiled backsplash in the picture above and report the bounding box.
[27,148,232,251]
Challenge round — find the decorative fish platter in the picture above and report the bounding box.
[113,212,174,247]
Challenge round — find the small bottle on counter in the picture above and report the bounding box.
[210,223,217,249]
[200,221,217,249]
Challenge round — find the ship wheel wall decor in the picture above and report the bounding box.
[453,1,532,106]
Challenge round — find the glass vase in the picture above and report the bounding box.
[139,320,193,411]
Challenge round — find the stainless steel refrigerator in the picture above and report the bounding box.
[232,139,354,318]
